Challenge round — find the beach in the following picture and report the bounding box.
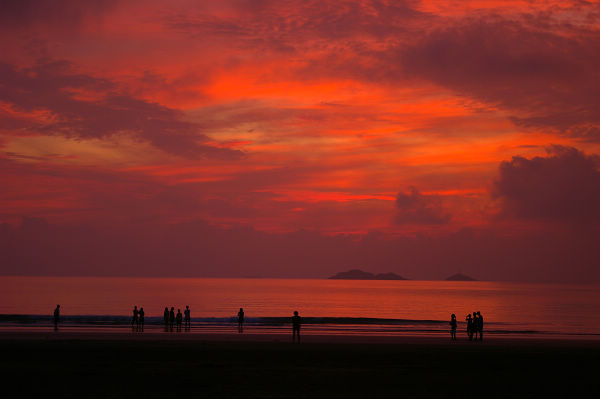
[2,277,599,397]
[2,330,599,398]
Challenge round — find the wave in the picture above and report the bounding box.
[0,314,475,325]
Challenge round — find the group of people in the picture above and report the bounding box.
[449,311,484,341]
[134,305,303,341]
[52,302,477,343]
[56,304,482,344]
[161,306,192,332]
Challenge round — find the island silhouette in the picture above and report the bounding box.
[329,269,407,280]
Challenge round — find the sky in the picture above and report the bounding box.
[1,0,599,282]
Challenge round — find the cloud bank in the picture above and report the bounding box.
[1,216,598,283]
[493,146,600,224]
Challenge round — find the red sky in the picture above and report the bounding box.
[1,0,599,281]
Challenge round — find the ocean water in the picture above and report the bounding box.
[1,276,599,337]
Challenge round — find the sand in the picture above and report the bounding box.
[1,330,599,398]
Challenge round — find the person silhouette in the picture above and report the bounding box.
[131,306,139,331]
[184,306,191,331]
[292,311,301,343]
[450,314,457,341]
[163,307,169,331]
[477,311,484,341]
[472,311,479,340]
[139,307,145,332]
[53,304,60,331]
[237,308,244,333]
[466,314,473,341]
[169,307,175,332]
[176,309,183,332]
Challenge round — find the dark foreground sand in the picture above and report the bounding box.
[1,331,599,398]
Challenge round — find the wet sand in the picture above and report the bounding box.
[1,330,599,398]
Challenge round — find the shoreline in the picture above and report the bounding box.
[3,314,597,338]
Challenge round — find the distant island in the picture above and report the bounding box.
[445,273,477,281]
[329,269,407,280]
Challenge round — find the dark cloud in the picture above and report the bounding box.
[493,146,600,224]
[0,0,118,33]
[395,187,450,225]
[0,61,242,159]
[401,10,600,139]
[165,0,427,53]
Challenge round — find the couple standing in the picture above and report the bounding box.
[466,311,484,341]
[131,305,145,331]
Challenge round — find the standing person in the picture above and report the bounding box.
[472,311,479,340]
[169,307,175,332]
[163,307,169,331]
[237,308,244,333]
[292,311,301,343]
[53,304,60,331]
[466,314,473,341]
[176,309,183,332]
[477,311,484,341]
[184,306,191,331]
[450,314,457,341]
[131,306,139,331]
[139,307,145,332]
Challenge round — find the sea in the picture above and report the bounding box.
[1,276,599,338]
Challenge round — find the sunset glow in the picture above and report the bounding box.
[1,0,599,281]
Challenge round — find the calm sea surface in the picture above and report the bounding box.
[1,277,599,337]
